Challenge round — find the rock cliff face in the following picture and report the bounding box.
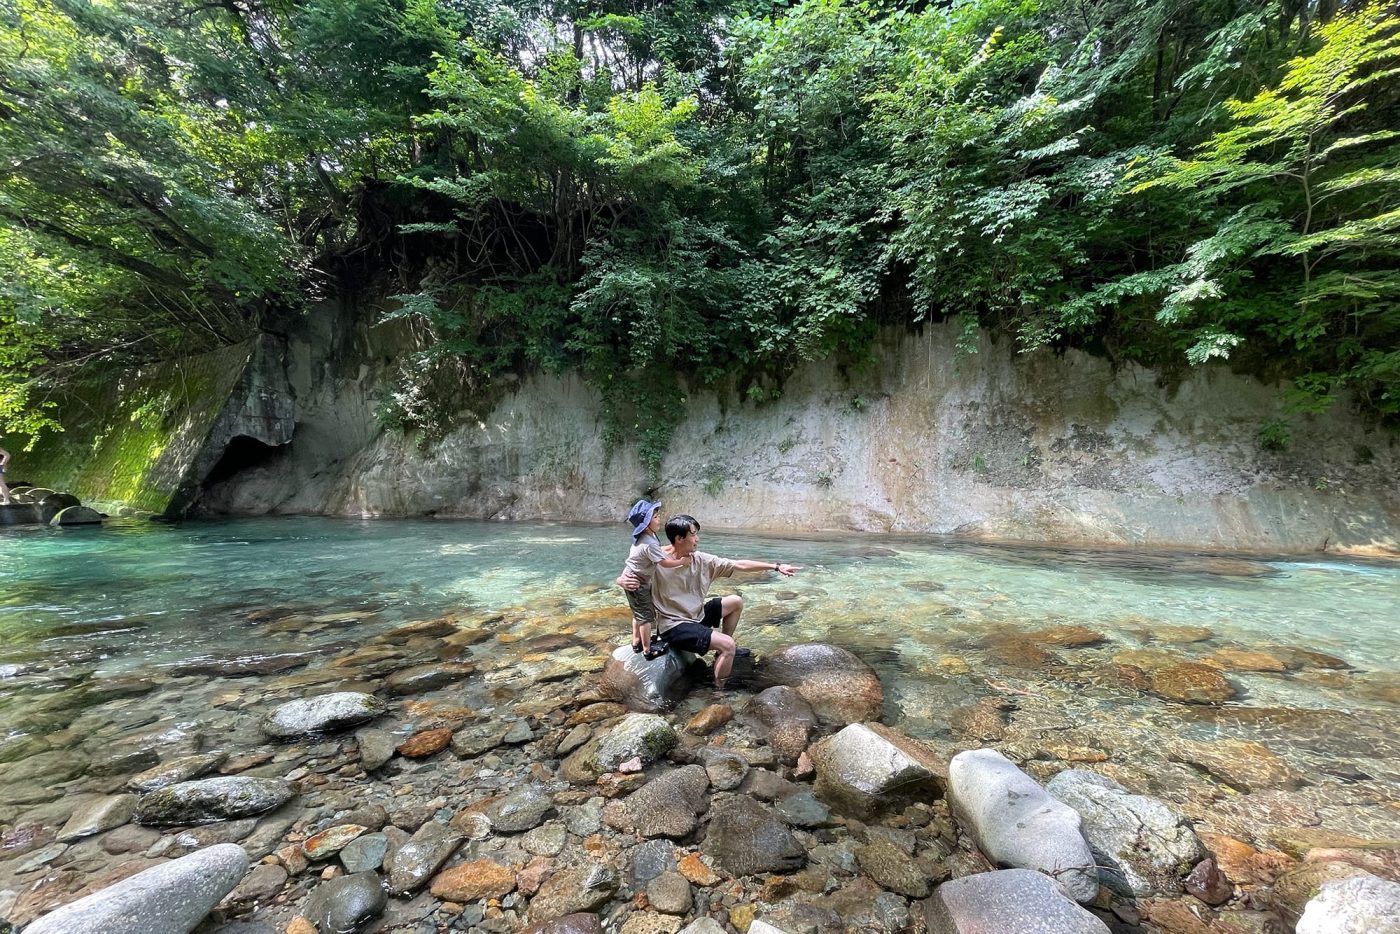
[194,301,1400,555]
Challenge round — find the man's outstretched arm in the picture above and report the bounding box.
[731,560,799,577]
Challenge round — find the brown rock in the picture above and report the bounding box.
[517,855,554,895]
[286,918,319,934]
[1150,663,1238,704]
[1030,625,1107,647]
[430,858,517,901]
[677,852,723,886]
[756,644,883,726]
[1184,857,1233,906]
[519,913,604,934]
[1202,648,1287,673]
[1151,626,1216,644]
[949,696,1010,742]
[1263,646,1350,670]
[568,703,628,725]
[983,634,1052,668]
[277,843,311,875]
[685,705,733,736]
[1140,898,1215,934]
[397,728,454,758]
[302,824,367,860]
[1170,740,1304,792]
[1198,833,1297,885]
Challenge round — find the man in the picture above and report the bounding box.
[619,514,798,690]
[0,446,11,506]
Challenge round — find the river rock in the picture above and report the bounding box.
[50,505,104,526]
[260,692,386,738]
[1046,769,1204,896]
[303,823,367,860]
[757,644,883,725]
[126,752,230,792]
[593,713,678,771]
[1295,871,1400,933]
[685,704,733,736]
[647,871,693,914]
[386,820,463,895]
[947,749,1098,902]
[924,868,1111,933]
[522,914,606,934]
[1169,739,1304,792]
[857,837,932,897]
[340,832,389,873]
[624,765,710,838]
[810,722,945,818]
[1148,663,1238,704]
[355,728,397,770]
[397,727,453,758]
[302,870,387,933]
[430,858,516,901]
[1272,859,1371,926]
[528,864,618,921]
[601,645,696,711]
[385,662,475,695]
[22,842,249,934]
[484,784,553,833]
[702,794,806,876]
[134,777,294,826]
[747,686,818,764]
[56,793,138,842]
[701,748,749,791]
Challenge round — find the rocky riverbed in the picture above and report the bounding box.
[3,589,1400,934]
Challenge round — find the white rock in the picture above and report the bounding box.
[925,869,1111,934]
[261,692,386,738]
[23,843,249,934]
[1296,872,1400,934]
[948,748,1098,902]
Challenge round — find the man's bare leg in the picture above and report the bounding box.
[710,631,737,687]
[720,594,743,636]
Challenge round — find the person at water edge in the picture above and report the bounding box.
[622,499,692,659]
[0,446,11,506]
[618,513,799,690]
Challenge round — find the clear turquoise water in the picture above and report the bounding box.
[3,517,1399,841]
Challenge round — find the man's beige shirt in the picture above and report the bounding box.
[651,551,736,634]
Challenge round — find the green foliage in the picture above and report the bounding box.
[5,0,1400,461]
[1258,419,1293,452]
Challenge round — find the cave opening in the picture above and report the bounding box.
[203,434,283,487]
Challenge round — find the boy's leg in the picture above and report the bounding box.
[719,594,743,636]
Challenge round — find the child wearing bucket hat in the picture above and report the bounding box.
[622,499,690,659]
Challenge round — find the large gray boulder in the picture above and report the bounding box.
[624,765,711,838]
[947,749,1098,902]
[1046,769,1204,896]
[261,692,386,738]
[1296,872,1400,934]
[924,869,1111,934]
[810,722,945,818]
[134,776,295,826]
[757,644,883,726]
[23,842,249,934]
[600,645,697,711]
[592,713,678,771]
[50,505,104,527]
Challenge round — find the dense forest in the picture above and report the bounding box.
[2,0,1397,464]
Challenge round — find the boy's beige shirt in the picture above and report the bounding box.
[651,551,736,634]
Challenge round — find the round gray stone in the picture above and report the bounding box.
[302,870,387,932]
[261,693,386,738]
[339,832,390,873]
[23,842,249,934]
[485,784,553,833]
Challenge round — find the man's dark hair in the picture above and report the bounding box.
[665,514,699,544]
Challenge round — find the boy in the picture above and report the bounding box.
[622,499,689,659]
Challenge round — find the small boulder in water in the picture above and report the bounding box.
[23,842,249,934]
[301,869,387,933]
[134,776,295,826]
[260,692,386,738]
[756,644,883,726]
[126,751,229,792]
[601,645,696,711]
[593,713,679,772]
[810,722,944,818]
[56,794,138,842]
[50,505,104,526]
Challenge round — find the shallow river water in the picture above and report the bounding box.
[2,517,1399,930]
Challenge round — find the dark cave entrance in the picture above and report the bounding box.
[202,434,284,487]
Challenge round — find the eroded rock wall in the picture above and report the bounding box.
[197,303,1400,555]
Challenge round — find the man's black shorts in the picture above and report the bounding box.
[661,597,723,653]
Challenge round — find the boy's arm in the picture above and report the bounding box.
[656,554,691,568]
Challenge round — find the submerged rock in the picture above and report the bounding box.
[747,686,818,764]
[355,728,397,771]
[528,864,618,921]
[23,842,248,934]
[810,722,944,818]
[601,645,696,712]
[56,794,138,842]
[947,749,1098,902]
[1046,769,1204,896]
[702,795,806,876]
[260,692,386,738]
[1148,663,1238,704]
[50,505,104,526]
[483,784,553,833]
[384,662,475,695]
[126,751,229,793]
[386,820,464,895]
[757,644,883,726]
[1295,872,1400,934]
[134,776,294,826]
[302,870,387,933]
[624,766,710,839]
[924,868,1111,934]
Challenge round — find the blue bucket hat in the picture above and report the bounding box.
[627,499,662,539]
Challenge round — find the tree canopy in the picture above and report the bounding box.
[3,0,1397,460]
